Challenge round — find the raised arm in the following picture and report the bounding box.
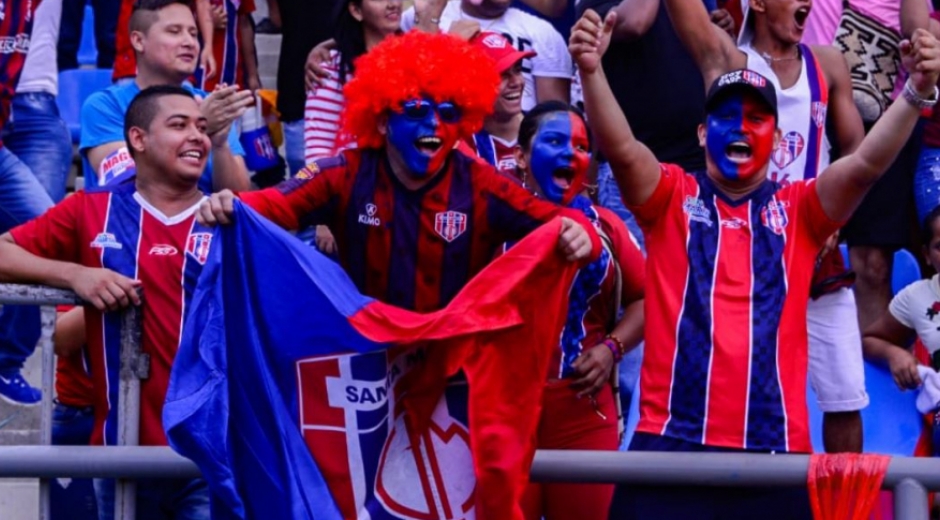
[816,30,940,223]
[571,10,661,206]
[662,0,741,85]
[576,0,660,43]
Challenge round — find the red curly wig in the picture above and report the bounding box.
[341,30,500,149]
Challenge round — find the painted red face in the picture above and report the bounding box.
[529,112,591,205]
[704,93,776,183]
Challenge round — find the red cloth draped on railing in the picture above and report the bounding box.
[807,453,891,520]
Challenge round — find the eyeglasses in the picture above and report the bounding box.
[401,100,461,123]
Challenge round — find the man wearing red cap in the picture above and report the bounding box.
[464,31,536,184]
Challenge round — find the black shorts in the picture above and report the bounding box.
[842,122,923,249]
[608,433,813,520]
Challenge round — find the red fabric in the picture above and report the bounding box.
[350,218,580,520]
[112,0,135,81]
[807,453,890,520]
[55,352,95,408]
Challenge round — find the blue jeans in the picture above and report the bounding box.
[597,161,645,252]
[52,401,95,445]
[52,403,98,520]
[914,145,940,228]
[0,146,53,374]
[283,119,307,177]
[3,92,73,203]
[94,477,210,520]
[58,0,120,70]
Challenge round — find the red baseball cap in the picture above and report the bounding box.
[471,32,536,73]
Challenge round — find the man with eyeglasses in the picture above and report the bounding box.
[197,30,599,518]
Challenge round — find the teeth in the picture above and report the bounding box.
[181,151,202,159]
[416,137,442,145]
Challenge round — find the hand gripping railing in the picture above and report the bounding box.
[0,284,144,520]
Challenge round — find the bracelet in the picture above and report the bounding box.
[902,79,939,111]
[415,16,441,25]
[602,336,626,363]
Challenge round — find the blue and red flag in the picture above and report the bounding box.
[164,202,578,519]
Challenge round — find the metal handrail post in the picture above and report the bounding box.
[894,478,929,520]
[38,305,57,520]
[115,305,145,520]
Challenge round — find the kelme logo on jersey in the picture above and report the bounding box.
[90,233,123,250]
[760,200,789,235]
[434,211,468,242]
[358,203,381,227]
[186,233,213,264]
[682,196,712,227]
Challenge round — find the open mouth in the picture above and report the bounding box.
[414,136,443,156]
[725,141,753,163]
[552,166,574,190]
[502,91,522,102]
[794,6,810,29]
[179,149,205,164]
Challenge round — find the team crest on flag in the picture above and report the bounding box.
[760,200,789,235]
[434,211,468,243]
[186,233,213,264]
[811,102,827,129]
[771,131,805,169]
[297,350,475,520]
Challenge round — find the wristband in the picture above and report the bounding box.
[902,79,939,111]
[602,336,625,363]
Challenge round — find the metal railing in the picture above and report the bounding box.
[0,284,143,520]
[2,283,939,520]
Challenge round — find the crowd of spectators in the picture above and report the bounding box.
[0,0,939,518]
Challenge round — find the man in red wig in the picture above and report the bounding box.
[199,30,601,518]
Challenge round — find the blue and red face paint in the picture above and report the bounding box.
[704,93,777,183]
[529,112,591,206]
[387,97,462,178]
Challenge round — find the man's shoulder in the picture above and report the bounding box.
[83,83,137,115]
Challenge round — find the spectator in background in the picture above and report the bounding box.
[905,0,940,224]
[80,0,252,192]
[112,0,216,83]
[401,0,572,110]
[303,0,402,163]
[195,0,261,92]
[464,31,532,183]
[800,0,925,353]
[278,0,335,176]
[58,0,120,70]
[0,0,55,406]
[0,0,76,407]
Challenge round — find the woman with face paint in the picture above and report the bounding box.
[511,101,646,520]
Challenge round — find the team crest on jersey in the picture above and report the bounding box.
[812,102,828,129]
[90,233,123,250]
[772,131,805,169]
[294,162,320,180]
[434,211,468,242]
[297,351,476,520]
[185,233,213,264]
[682,196,712,227]
[760,200,789,235]
[358,203,381,227]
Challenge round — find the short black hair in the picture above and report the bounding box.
[518,101,592,152]
[129,0,195,36]
[123,85,196,156]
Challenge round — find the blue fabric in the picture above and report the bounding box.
[79,81,245,192]
[3,92,72,202]
[914,145,940,226]
[282,119,307,177]
[164,203,399,519]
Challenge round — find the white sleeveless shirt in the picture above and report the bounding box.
[741,43,832,185]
